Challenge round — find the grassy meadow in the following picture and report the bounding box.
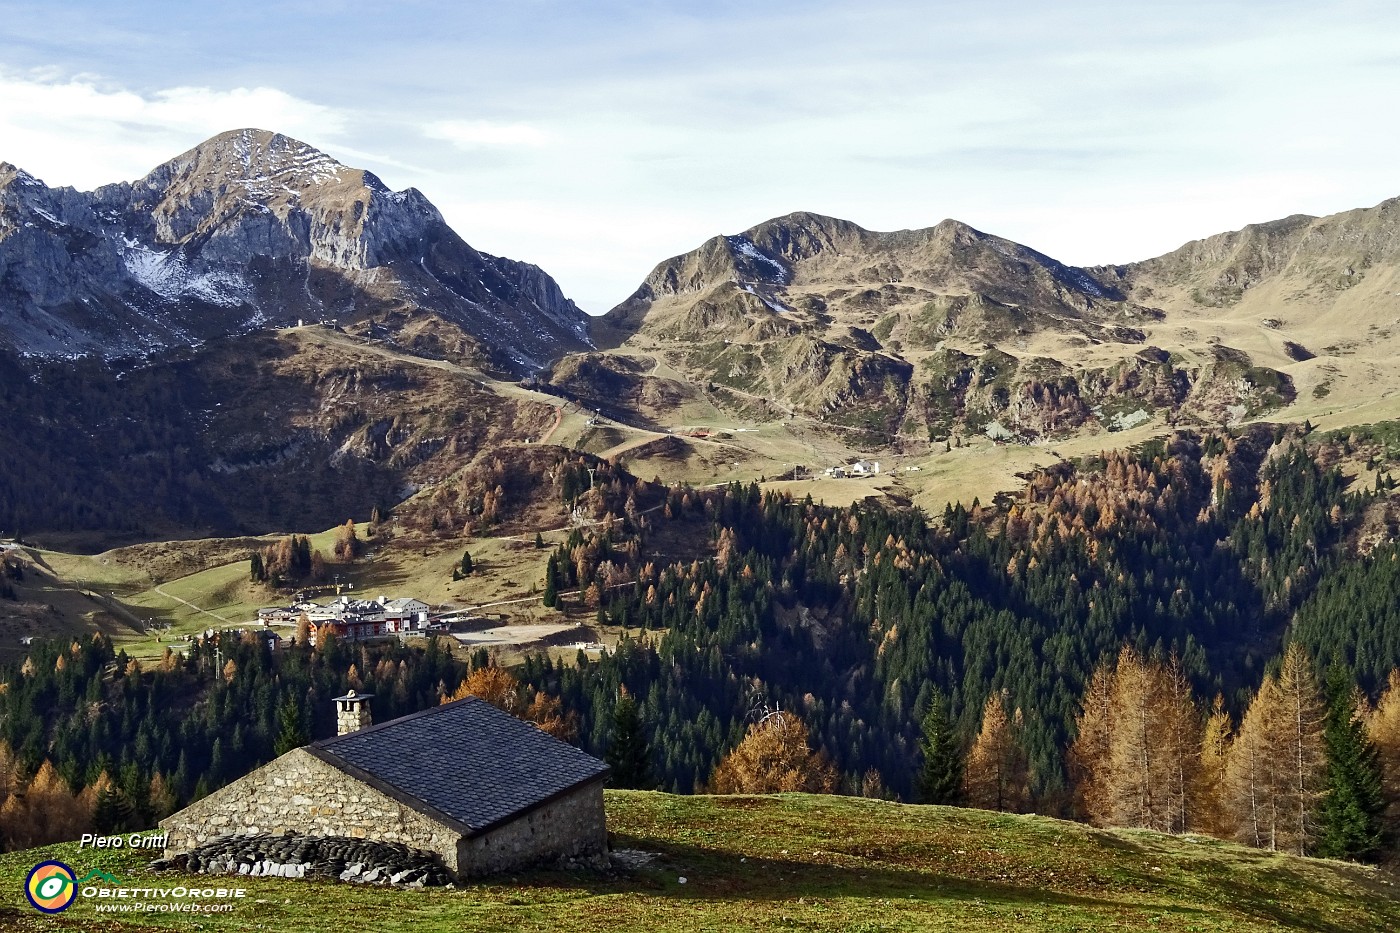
[2,792,1397,932]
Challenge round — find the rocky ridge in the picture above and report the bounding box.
[573,197,1400,446]
[598,211,1154,349]
[1096,196,1400,310]
[582,211,1267,443]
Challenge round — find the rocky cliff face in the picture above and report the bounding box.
[0,129,589,374]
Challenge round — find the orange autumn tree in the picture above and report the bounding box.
[1108,650,1199,833]
[1069,647,1201,833]
[443,662,576,740]
[445,664,520,710]
[1369,669,1400,833]
[1196,695,1235,838]
[708,710,838,794]
[1068,662,1115,822]
[1,760,86,851]
[963,690,1031,813]
[1223,644,1326,854]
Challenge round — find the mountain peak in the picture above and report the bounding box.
[142,128,353,194]
[931,217,982,237]
[748,210,853,235]
[0,162,46,192]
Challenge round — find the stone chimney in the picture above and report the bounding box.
[333,689,374,736]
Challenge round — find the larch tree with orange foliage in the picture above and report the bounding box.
[1226,672,1284,849]
[10,760,85,849]
[1273,644,1328,855]
[1068,662,1115,823]
[708,710,838,794]
[1368,669,1400,833]
[443,662,576,740]
[1224,645,1326,855]
[445,663,520,711]
[1107,649,1200,833]
[1196,695,1235,838]
[1069,647,1201,834]
[963,690,1030,812]
[148,772,178,821]
[522,690,577,742]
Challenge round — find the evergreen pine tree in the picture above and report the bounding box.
[917,693,963,804]
[460,551,473,575]
[535,532,545,549]
[273,699,309,756]
[93,784,135,834]
[172,751,191,802]
[605,691,652,789]
[1317,668,1385,861]
[543,555,559,608]
[208,737,226,787]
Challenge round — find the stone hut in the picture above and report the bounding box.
[160,694,610,878]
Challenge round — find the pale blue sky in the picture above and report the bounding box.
[2,1,1399,311]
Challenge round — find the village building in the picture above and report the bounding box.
[824,459,881,479]
[257,595,433,643]
[160,692,611,878]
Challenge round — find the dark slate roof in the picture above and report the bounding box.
[308,697,609,837]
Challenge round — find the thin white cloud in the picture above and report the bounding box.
[424,120,550,150]
[0,70,349,188]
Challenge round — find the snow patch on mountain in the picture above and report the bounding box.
[228,128,344,187]
[1064,268,1106,298]
[30,206,64,226]
[122,244,248,307]
[739,283,790,315]
[727,236,789,283]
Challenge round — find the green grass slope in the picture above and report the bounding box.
[3,792,1398,932]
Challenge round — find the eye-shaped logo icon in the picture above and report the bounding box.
[25,860,78,913]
